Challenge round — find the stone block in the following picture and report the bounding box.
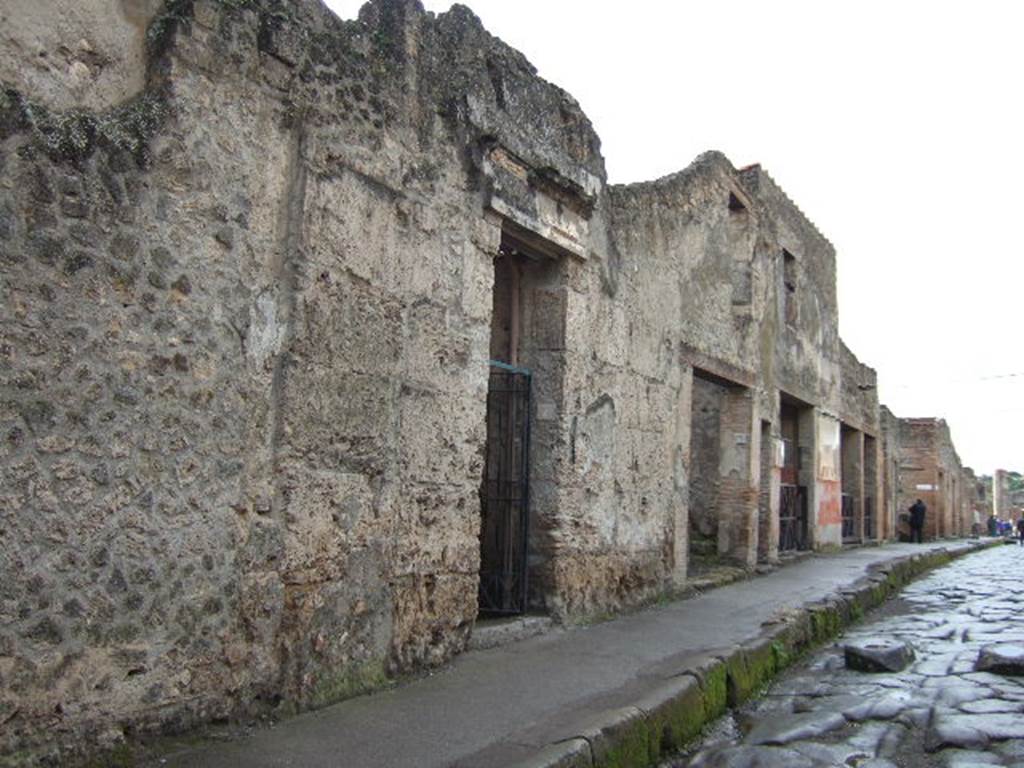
[744,710,847,746]
[390,482,480,576]
[844,639,916,673]
[975,644,1024,675]
[633,674,706,757]
[571,706,651,768]
[398,389,484,485]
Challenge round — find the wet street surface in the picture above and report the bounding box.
[665,544,1024,768]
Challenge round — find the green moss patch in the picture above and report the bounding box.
[306,658,389,711]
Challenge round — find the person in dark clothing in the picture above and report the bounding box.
[1017,517,1024,546]
[909,499,926,543]
[989,514,1000,537]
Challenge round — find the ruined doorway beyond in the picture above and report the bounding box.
[688,373,726,570]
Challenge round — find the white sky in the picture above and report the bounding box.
[325,0,1023,475]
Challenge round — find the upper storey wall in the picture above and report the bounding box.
[608,153,765,385]
[739,165,841,411]
[608,154,847,414]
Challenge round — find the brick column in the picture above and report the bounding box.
[717,387,760,567]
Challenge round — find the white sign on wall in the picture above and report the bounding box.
[915,484,936,491]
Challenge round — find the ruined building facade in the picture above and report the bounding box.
[0,0,968,761]
[883,418,972,541]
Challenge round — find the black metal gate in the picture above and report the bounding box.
[841,493,856,540]
[864,497,875,540]
[478,361,531,616]
[779,484,807,552]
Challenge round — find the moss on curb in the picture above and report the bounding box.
[625,542,999,768]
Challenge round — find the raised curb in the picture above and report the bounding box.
[501,540,997,768]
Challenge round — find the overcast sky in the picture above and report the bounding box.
[325,0,1023,475]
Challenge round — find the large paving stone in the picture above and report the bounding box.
[844,639,916,673]
[743,710,847,746]
[927,711,1024,751]
[841,690,919,722]
[959,698,1024,714]
[688,745,817,768]
[975,644,1024,675]
[940,748,1003,767]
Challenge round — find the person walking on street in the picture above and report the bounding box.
[989,514,1000,537]
[909,499,927,543]
[1016,516,1024,546]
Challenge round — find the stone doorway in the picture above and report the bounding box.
[478,230,567,617]
[688,373,726,570]
[778,398,811,553]
[840,424,863,543]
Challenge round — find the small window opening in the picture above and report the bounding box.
[728,192,747,212]
[783,249,797,326]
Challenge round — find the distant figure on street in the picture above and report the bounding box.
[988,514,1000,537]
[909,499,927,543]
[1016,516,1024,546]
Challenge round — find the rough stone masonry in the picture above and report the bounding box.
[0,0,976,763]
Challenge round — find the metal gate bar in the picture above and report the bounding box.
[864,497,875,540]
[841,493,856,541]
[779,483,807,552]
[478,361,531,616]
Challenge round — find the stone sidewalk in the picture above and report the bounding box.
[149,540,996,768]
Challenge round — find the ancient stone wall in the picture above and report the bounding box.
[1,0,895,762]
[933,420,964,537]
[0,0,695,759]
[838,341,879,436]
[610,155,764,385]
[961,466,978,533]
[895,420,940,539]
[892,418,964,541]
[738,165,841,413]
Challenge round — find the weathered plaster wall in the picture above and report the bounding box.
[0,0,163,113]
[880,406,902,541]
[610,157,873,561]
[738,165,841,413]
[839,341,880,436]
[610,155,764,384]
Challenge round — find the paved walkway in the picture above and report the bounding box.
[150,540,992,768]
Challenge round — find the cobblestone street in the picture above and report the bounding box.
[668,544,1024,768]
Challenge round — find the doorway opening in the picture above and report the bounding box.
[478,229,566,617]
[863,435,877,540]
[688,372,726,570]
[778,399,809,553]
[840,424,861,543]
[757,420,773,563]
